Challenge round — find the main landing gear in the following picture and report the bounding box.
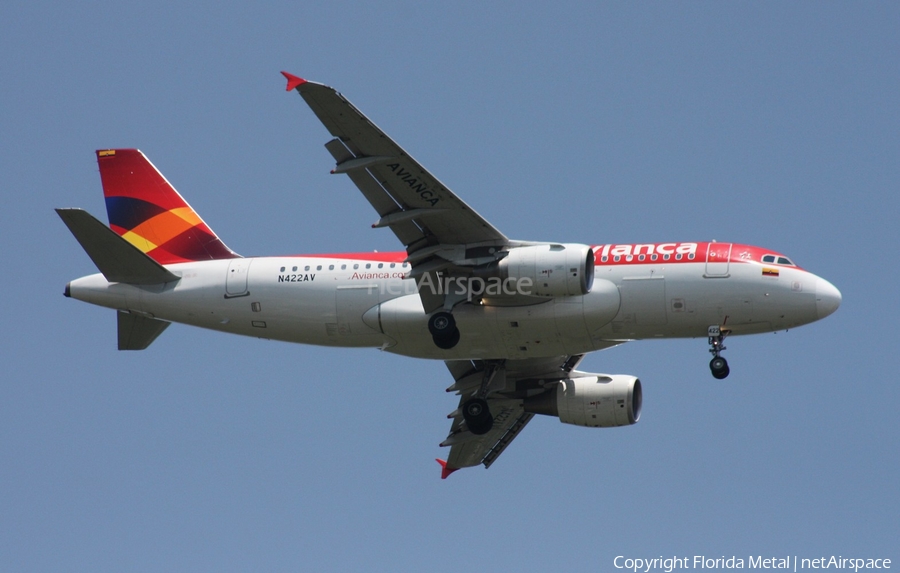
[428,311,460,350]
[462,397,492,435]
[708,325,731,379]
[460,362,503,436]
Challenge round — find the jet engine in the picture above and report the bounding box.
[523,375,642,427]
[492,244,595,298]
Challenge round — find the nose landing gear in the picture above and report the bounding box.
[708,325,731,379]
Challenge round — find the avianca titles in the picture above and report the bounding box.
[57,72,841,478]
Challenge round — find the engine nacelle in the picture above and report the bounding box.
[523,374,642,428]
[498,244,594,297]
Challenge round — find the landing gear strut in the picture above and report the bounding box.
[428,311,460,350]
[708,326,731,379]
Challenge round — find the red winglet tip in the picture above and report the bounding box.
[436,459,458,480]
[281,71,307,91]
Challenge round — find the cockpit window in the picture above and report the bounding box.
[762,254,796,266]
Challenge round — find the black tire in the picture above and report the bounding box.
[464,399,486,418]
[433,327,460,350]
[710,357,730,379]
[428,311,456,337]
[463,398,493,435]
[712,366,730,379]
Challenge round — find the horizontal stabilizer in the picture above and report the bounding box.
[56,208,180,285]
[118,311,170,350]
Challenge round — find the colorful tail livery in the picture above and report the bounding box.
[98,149,239,264]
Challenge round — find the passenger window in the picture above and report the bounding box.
[329,265,334,270]
[292,266,297,272]
[316,265,322,271]
[305,266,310,271]
[378,263,383,269]
[366,263,371,269]
[353,264,359,269]
[341,264,346,270]
[280,266,285,272]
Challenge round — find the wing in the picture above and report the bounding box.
[284,72,511,312]
[437,355,588,477]
[284,73,508,250]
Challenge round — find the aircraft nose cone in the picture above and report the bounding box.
[816,278,842,319]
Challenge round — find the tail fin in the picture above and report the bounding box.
[97,149,239,264]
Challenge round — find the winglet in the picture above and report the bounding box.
[436,459,458,480]
[281,71,306,91]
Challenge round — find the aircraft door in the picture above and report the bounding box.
[705,243,732,277]
[225,258,252,298]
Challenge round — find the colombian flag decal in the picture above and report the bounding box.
[762,267,780,277]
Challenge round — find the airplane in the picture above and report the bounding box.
[57,72,842,478]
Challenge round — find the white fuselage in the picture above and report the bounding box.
[66,243,839,361]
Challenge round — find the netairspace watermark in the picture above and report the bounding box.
[614,556,891,573]
[351,273,535,300]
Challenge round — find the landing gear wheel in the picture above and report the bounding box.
[462,398,493,435]
[710,356,730,379]
[433,328,460,350]
[428,312,456,337]
[429,311,460,349]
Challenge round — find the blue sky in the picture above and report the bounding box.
[2,2,897,571]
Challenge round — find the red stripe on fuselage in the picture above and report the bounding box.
[592,242,802,269]
[271,243,801,268]
[282,252,408,262]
